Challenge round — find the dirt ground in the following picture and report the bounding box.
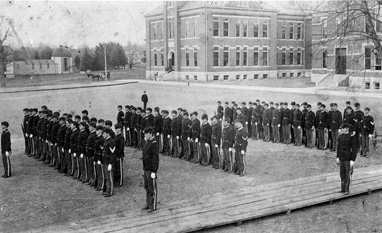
[0,82,381,233]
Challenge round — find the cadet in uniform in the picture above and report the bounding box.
[305,104,315,149]
[141,127,159,212]
[292,104,303,146]
[354,103,364,153]
[114,124,125,187]
[234,120,248,177]
[102,128,116,197]
[64,119,73,176]
[51,115,60,167]
[57,117,67,172]
[343,106,356,135]
[190,112,201,163]
[211,116,222,169]
[87,122,97,186]
[200,114,212,166]
[70,121,80,179]
[271,103,281,143]
[317,104,329,150]
[336,123,357,195]
[130,108,138,148]
[262,103,270,142]
[222,118,234,172]
[78,122,89,183]
[282,102,292,144]
[181,112,192,161]
[124,105,132,146]
[1,121,12,178]
[170,110,180,158]
[95,126,105,191]
[361,107,375,158]
[217,101,224,120]
[153,108,163,153]
[224,102,233,124]
[162,110,172,156]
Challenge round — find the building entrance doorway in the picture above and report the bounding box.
[335,48,346,74]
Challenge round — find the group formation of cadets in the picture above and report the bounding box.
[220,100,375,158]
[22,106,125,197]
[121,104,248,176]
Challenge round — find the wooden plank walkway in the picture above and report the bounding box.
[31,166,382,233]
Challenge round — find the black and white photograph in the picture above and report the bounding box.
[0,0,381,232]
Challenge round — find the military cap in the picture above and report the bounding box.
[105,120,112,126]
[143,126,155,134]
[114,123,123,129]
[96,125,104,131]
[89,122,97,128]
[340,123,350,129]
[1,121,9,127]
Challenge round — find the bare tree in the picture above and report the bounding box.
[0,16,13,87]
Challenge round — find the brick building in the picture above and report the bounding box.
[144,1,312,81]
[311,1,382,90]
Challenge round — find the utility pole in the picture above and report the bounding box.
[104,43,108,81]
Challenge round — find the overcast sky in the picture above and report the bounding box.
[1,0,162,48]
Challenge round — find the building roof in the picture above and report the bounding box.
[52,47,72,57]
[145,1,313,18]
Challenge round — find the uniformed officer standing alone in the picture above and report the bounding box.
[141,127,159,213]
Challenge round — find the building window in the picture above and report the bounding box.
[322,19,327,38]
[185,18,189,38]
[39,63,42,69]
[154,50,157,66]
[193,18,197,37]
[263,48,268,66]
[194,75,197,80]
[253,47,259,66]
[236,21,241,37]
[281,23,286,39]
[223,47,229,66]
[236,47,240,66]
[254,74,259,79]
[158,23,162,40]
[298,72,302,77]
[186,75,189,80]
[323,50,327,68]
[289,48,294,65]
[365,47,371,69]
[185,48,190,67]
[243,74,247,80]
[289,23,294,39]
[236,75,240,80]
[297,23,302,40]
[253,20,259,37]
[223,18,229,37]
[151,23,156,40]
[263,74,268,79]
[161,49,164,66]
[194,48,198,66]
[224,75,229,80]
[365,82,370,89]
[214,75,219,80]
[32,63,34,69]
[375,83,380,89]
[262,20,268,37]
[243,47,247,66]
[213,47,219,66]
[290,73,294,78]
[17,64,20,69]
[213,18,219,37]
[243,21,247,37]
[281,50,286,65]
[297,50,301,65]
[375,53,381,70]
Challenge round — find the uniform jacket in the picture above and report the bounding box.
[318,110,329,130]
[301,108,308,129]
[247,107,253,123]
[315,110,321,128]
[64,127,72,150]
[252,105,262,123]
[217,105,224,119]
[154,115,163,134]
[51,122,60,144]
[115,133,125,158]
[41,118,49,139]
[162,117,172,136]
[171,116,180,137]
[124,111,131,127]
[262,109,270,125]
[292,109,303,127]
[343,112,356,133]
[33,115,40,136]
[142,138,159,173]
[102,136,116,164]
[282,108,292,125]
[1,130,11,153]
[236,113,246,126]
[47,120,54,142]
[117,111,125,125]
[145,114,154,128]
[337,133,357,161]
[211,122,222,146]
[361,115,375,135]
[181,118,192,139]
[200,122,212,144]
[70,129,79,153]
[37,117,44,137]
[57,125,67,147]
[130,113,137,129]
[77,129,89,155]
[271,108,282,125]
[191,118,201,140]
[354,110,365,133]
[136,115,142,131]
[94,135,104,162]
[241,107,248,123]
[305,111,315,129]
[222,124,234,149]
[224,107,232,121]
[27,114,35,135]
[329,110,342,130]
[234,127,248,152]
[141,94,148,103]
[23,115,29,134]
[86,131,97,156]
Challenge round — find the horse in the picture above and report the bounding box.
[87,73,102,81]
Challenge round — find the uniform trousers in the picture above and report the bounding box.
[282,124,291,144]
[87,156,95,185]
[293,126,302,146]
[95,162,104,190]
[306,128,314,148]
[163,135,170,155]
[251,123,258,140]
[211,144,220,167]
[234,148,246,175]
[222,148,231,171]
[339,160,352,192]
[317,129,325,149]
[103,164,114,195]
[361,134,371,156]
[263,123,270,141]
[143,170,157,210]
[331,129,339,151]
[2,153,11,177]
[114,157,123,186]
[272,125,280,143]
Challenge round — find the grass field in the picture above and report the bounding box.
[0,82,381,233]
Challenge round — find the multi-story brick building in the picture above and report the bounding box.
[144,1,312,81]
[311,1,382,90]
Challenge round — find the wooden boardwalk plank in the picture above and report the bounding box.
[86,174,382,232]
